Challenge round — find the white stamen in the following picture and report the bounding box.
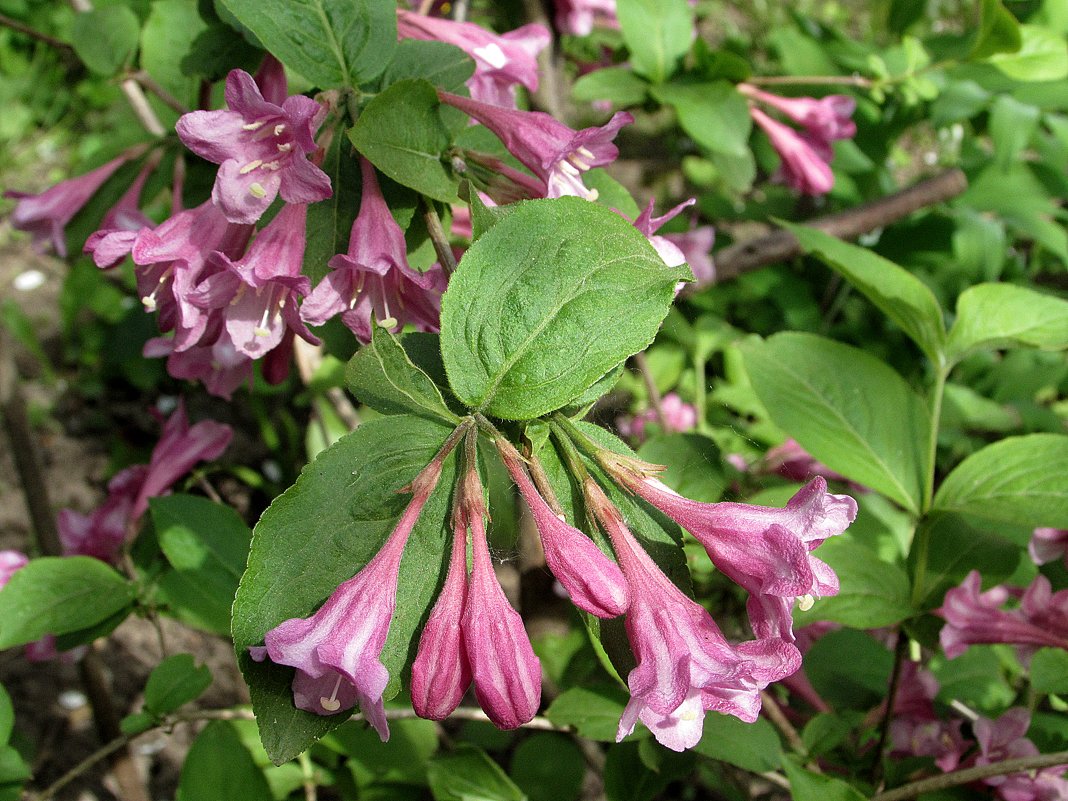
[568,153,591,171]
[277,142,293,152]
[273,123,286,136]
[577,146,596,160]
[253,303,276,337]
[242,121,266,131]
[378,316,398,329]
[239,159,263,174]
[797,594,815,611]
[248,182,267,198]
[319,674,343,712]
[586,188,600,201]
[141,295,157,311]
[262,160,281,171]
[558,160,580,177]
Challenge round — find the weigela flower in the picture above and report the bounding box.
[494,437,629,618]
[662,224,715,285]
[176,69,331,224]
[739,84,856,142]
[749,108,835,196]
[397,10,550,108]
[1029,527,1068,568]
[300,159,444,342]
[0,551,28,587]
[973,708,1068,801]
[5,155,129,256]
[84,157,157,268]
[553,0,619,36]
[57,465,144,562]
[630,198,697,269]
[616,392,698,443]
[584,478,800,751]
[938,571,1068,660]
[189,203,320,360]
[888,661,970,772]
[437,90,632,200]
[144,337,254,400]
[259,453,449,740]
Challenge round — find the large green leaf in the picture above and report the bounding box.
[932,434,1068,527]
[782,223,947,364]
[144,654,213,716]
[971,0,1022,59]
[176,721,272,801]
[71,6,140,76]
[650,81,752,158]
[783,759,868,801]
[946,283,1068,362]
[428,746,526,801]
[232,415,457,764]
[0,557,135,649]
[544,685,633,742]
[740,333,930,513]
[302,130,362,285]
[616,0,694,83]
[637,433,725,503]
[379,40,474,93]
[694,714,782,773]
[346,325,459,424]
[989,24,1068,81]
[216,0,395,87]
[349,79,458,203]
[440,197,680,420]
[140,0,208,109]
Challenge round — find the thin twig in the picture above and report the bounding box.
[871,750,1068,801]
[689,168,968,290]
[746,74,874,88]
[759,690,807,759]
[0,13,75,53]
[633,351,669,430]
[421,196,458,276]
[30,732,134,801]
[298,751,318,801]
[872,631,909,789]
[130,69,190,115]
[120,78,167,136]
[451,0,470,23]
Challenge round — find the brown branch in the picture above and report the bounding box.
[759,690,808,761]
[872,631,909,789]
[0,13,75,53]
[690,168,968,290]
[130,69,190,115]
[633,351,669,430]
[747,74,873,88]
[872,750,1068,801]
[422,196,458,276]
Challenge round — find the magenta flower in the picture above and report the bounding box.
[973,708,1068,801]
[937,571,1068,660]
[5,155,128,256]
[410,513,471,721]
[397,10,550,108]
[611,469,855,641]
[494,438,629,618]
[750,107,835,196]
[0,551,28,587]
[438,90,632,200]
[189,203,319,360]
[888,661,970,772]
[739,85,856,142]
[144,337,255,400]
[663,224,715,285]
[460,465,543,730]
[57,465,144,562]
[260,455,448,739]
[301,159,444,343]
[630,198,696,269]
[176,69,331,224]
[553,0,618,35]
[1029,527,1068,568]
[616,392,698,443]
[84,158,157,268]
[585,479,799,751]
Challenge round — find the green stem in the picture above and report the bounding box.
[922,365,949,514]
[693,352,710,434]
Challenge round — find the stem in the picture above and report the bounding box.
[872,751,1068,801]
[759,690,807,759]
[129,70,190,115]
[871,630,909,789]
[692,352,710,434]
[746,74,874,88]
[421,196,458,276]
[0,13,76,52]
[299,751,318,801]
[922,365,949,514]
[633,351,669,430]
[120,79,167,137]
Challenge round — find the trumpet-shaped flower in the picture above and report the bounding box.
[438,90,632,200]
[739,85,856,142]
[750,107,835,196]
[553,0,619,35]
[973,708,1068,801]
[176,69,331,224]
[84,158,157,268]
[616,392,698,443]
[300,159,444,342]
[1029,527,1068,568]
[397,11,550,108]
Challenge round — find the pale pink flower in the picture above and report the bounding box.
[176,69,331,224]
[553,0,618,35]
[84,158,157,268]
[888,661,970,772]
[1029,528,1068,568]
[739,85,856,142]
[663,224,715,285]
[973,708,1068,801]
[144,337,255,400]
[0,551,28,587]
[750,107,834,196]
[616,392,698,443]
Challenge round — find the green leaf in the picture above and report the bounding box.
[232,416,456,764]
[946,283,1068,362]
[616,0,694,83]
[971,0,1022,59]
[144,654,213,716]
[781,223,946,364]
[783,759,868,801]
[440,197,680,420]
[140,0,209,109]
[349,79,458,203]
[740,333,930,513]
[380,40,474,93]
[804,628,894,709]
[345,325,459,423]
[932,434,1068,528]
[510,734,585,801]
[1031,648,1068,694]
[795,538,915,628]
[0,746,29,788]
[216,0,395,88]
[428,745,526,801]
[989,24,1068,82]
[179,23,263,81]
[323,717,438,785]
[152,494,252,636]
[693,713,782,773]
[120,711,157,736]
[0,687,12,745]
[988,95,1041,171]
[544,685,633,742]
[637,433,725,503]
[176,721,272,801]
[573,67,649,106]
[0,557,135,649]
[302,129,362,285]
[651,81,752,157]
[71,6,140,76]
[604,741,693,801]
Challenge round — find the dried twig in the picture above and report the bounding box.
[872,750,1068,801]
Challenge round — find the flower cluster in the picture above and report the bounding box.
[253,415,855,751]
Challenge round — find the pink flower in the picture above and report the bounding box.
[585,478,799,751]
[176,69,331,224]
[494,437,629,618]
[760,438,852,485]
[189,203,320,360]
[84,158,157,268]
[630,198,696,269]
[459,462,542,729]
[57,465,144,561]
[300,159,445,342]
[1029,528,1068,568]
[616,392,698,443]
[410,510,471,721]
[749,107,834,196]
[663,225,715,285]
[0,551,28,587]
[144,337,255,400]
[396,10,550,108]
[937,571,1068,660]
[5,155,128,256]
[739,85,856,142]
[260,454,448,739]
[611,469,855,642]
[438,90,632,200]
[553,0,618,35]
[973,708,1068,801]
[888,661,970,772]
